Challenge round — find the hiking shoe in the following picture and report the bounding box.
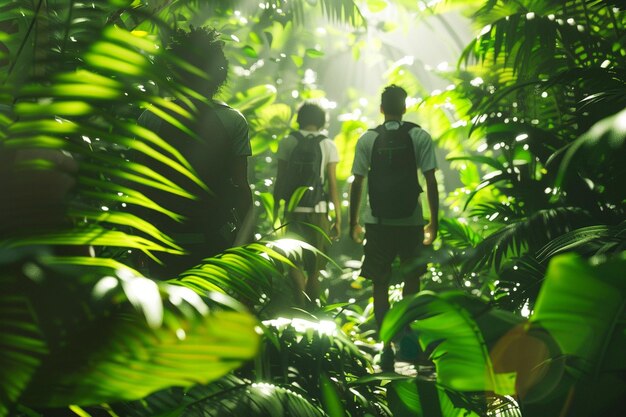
[379,346,395,373]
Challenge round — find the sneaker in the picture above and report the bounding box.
[379,346,395,372]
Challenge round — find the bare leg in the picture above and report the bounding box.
[305,252,328,304]
[402,274,421,297]
[372,273,394,371]
[401,258,426,298]
[290,267,308,306]
[372,276,391,330]
[305,270,321,303]
[398,259,428,364]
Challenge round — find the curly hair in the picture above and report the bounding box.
[168,26,229,98]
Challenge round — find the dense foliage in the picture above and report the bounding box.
[1,1,624,417]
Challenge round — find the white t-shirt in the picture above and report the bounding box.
[351,121,437,226]
[277,130,339,213]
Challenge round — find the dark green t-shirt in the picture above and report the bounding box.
[135,100,250,240]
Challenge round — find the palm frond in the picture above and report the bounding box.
[0,266,48,417]
[105,374,326,417]
[491,222,625,312]
[470,202,525,222]
[183,380,326,417]
[261,0,366,27]
[462,206,593,273]
[536,222,626,262]
[439,217,483,249]
[493,254,546,312]
[1,253,259,413]
[457,0,626,152]
[1,5,207,261]
[316,0,365,26]
[176,243,289,305]
[258,316,389,416]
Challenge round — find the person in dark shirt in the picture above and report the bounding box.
[135,27,252,278]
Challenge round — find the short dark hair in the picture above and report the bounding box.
[168,26,228,98]
[381,84,407,116]
[296,102,326,129]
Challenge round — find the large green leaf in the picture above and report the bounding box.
[1,255,260,412]
[381,291,522,395]
[530,253,626,373]
[516,253,626,415]
[387,378,487,417]
[555,106,626,205]
[320,373,347,417]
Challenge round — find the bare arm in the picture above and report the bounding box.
[326,162,341,239]
[423,169,439,245]
[349,174,365,243]
[272,159,289,221]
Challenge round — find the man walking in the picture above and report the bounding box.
[135,27,253,278]
[349,85,438,371]
[274,102,341,306]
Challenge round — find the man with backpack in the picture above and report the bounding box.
[349,85,439,371]
[274,102,341,306]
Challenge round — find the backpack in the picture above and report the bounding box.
[281,131,326,208]
[368,122,422,219]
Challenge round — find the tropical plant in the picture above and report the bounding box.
[0,249,260,417]
[257,316,391,416]
[380,251,626,417]
[394,0,626,315]
[106,374,328,417]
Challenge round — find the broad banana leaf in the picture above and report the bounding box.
[381,291,523,395]
[531,253,626,373]
[525,253,626,416]
[387,379,487,417]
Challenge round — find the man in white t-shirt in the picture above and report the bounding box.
[349,85,439,371]
[274,102,341,305]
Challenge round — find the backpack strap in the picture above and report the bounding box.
[290,130,305,141]
[290,130,326,142]
[372,121,420,135]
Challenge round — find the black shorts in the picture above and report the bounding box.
[361,224,428,285]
